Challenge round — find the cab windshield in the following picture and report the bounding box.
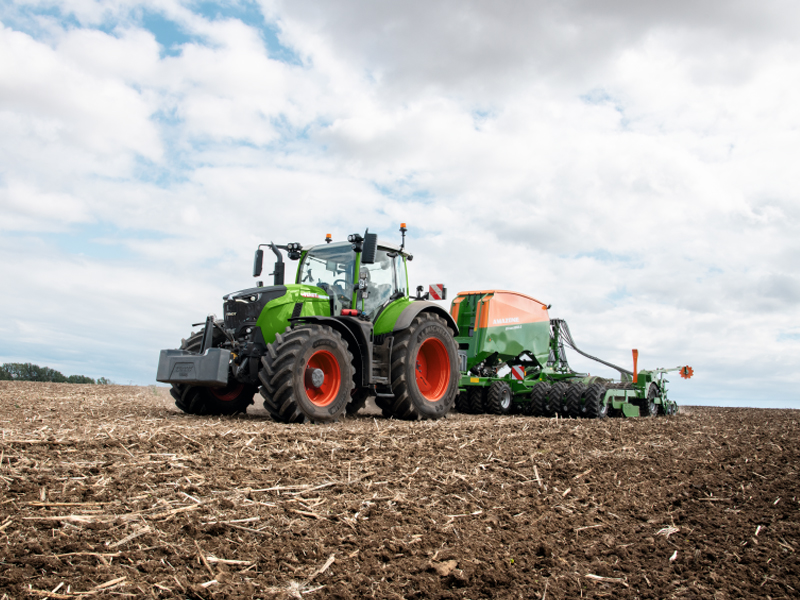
[299,242,356,308]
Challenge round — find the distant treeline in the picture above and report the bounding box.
[0,363,111,385]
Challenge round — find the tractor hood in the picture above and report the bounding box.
[223,285,287,333]
[223,286,287,302]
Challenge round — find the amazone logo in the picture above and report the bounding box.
[493,317,520,325]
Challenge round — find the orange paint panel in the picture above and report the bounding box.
[477,296,491,329]
[450,296,464,321]
[462,290,549,329]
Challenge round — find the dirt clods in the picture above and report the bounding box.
[1,381,799,599]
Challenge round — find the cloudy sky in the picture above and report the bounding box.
[1,0,798,407]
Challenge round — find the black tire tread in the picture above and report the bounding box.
[171,327,256,416]
[639,384,658,417]
[543,382,568,417]
[564,382,587,418]
[583,383,608,419]
[259,326,354,424]
[383,312,458,420]
[454,391,470,413]
[466,387,485,414]
[528,382,551,417]
[485,381,513,415]
[347,389,370,415]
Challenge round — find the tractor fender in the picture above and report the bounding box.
[290,316,373,387]
[393,301,459,336]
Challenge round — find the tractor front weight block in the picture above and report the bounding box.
[156,348,231,387]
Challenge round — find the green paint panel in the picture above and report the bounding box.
[452,292,551,370]
[373,297,413,335]
[470,321,550,367]
[256,284,331,345]
[458,373,541,396]
[620,402,640,417]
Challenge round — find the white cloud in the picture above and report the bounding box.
[0,24,162,159]
[0,179,91,230]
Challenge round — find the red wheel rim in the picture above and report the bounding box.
[415,338,450,401]
[304,350,341,407]
[211,383,243,402]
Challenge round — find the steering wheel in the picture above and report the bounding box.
[318,280,347,290]
[323,279,348,305]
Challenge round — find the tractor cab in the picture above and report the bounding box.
[298,241,357,311]
[298,240,408,318]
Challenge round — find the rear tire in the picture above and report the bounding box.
[564,383,586,418]
[486,381,513,415]
[583,383,608,419]
[542,382,568,417]
[259,325,354,423]
[380,312,458,420]
[528,382,551,417]
[171,328,256,416]
[454,391,470,413]
[466,387,485,414]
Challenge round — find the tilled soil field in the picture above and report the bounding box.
[1,382,798,599]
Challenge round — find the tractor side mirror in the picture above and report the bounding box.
[362,233,378,264]
[253,248,264,277]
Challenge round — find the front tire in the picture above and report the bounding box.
[259,326,355,424]
[170,328,256,416]
[379,312,459,420]
[173,382,258,416]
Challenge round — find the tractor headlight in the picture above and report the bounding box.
[287,242,302,260]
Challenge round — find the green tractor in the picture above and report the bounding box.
[157,225,460,423]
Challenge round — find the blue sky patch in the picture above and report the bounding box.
[40,223,174,262]
[194,0,301,64]
[141,10,197,57]
[1,3,83,39]
[778,331,800,342]
[371,181,433,204]
[580,88,613,105]
[471,108,496,130]
[575,249,634,263]
[606,286,631,304]
[2,1,301,64]
[580,88,629,128]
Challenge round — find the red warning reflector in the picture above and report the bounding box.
[429,284,445,300]
[511,365,525,381]
[341,309,359,316]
